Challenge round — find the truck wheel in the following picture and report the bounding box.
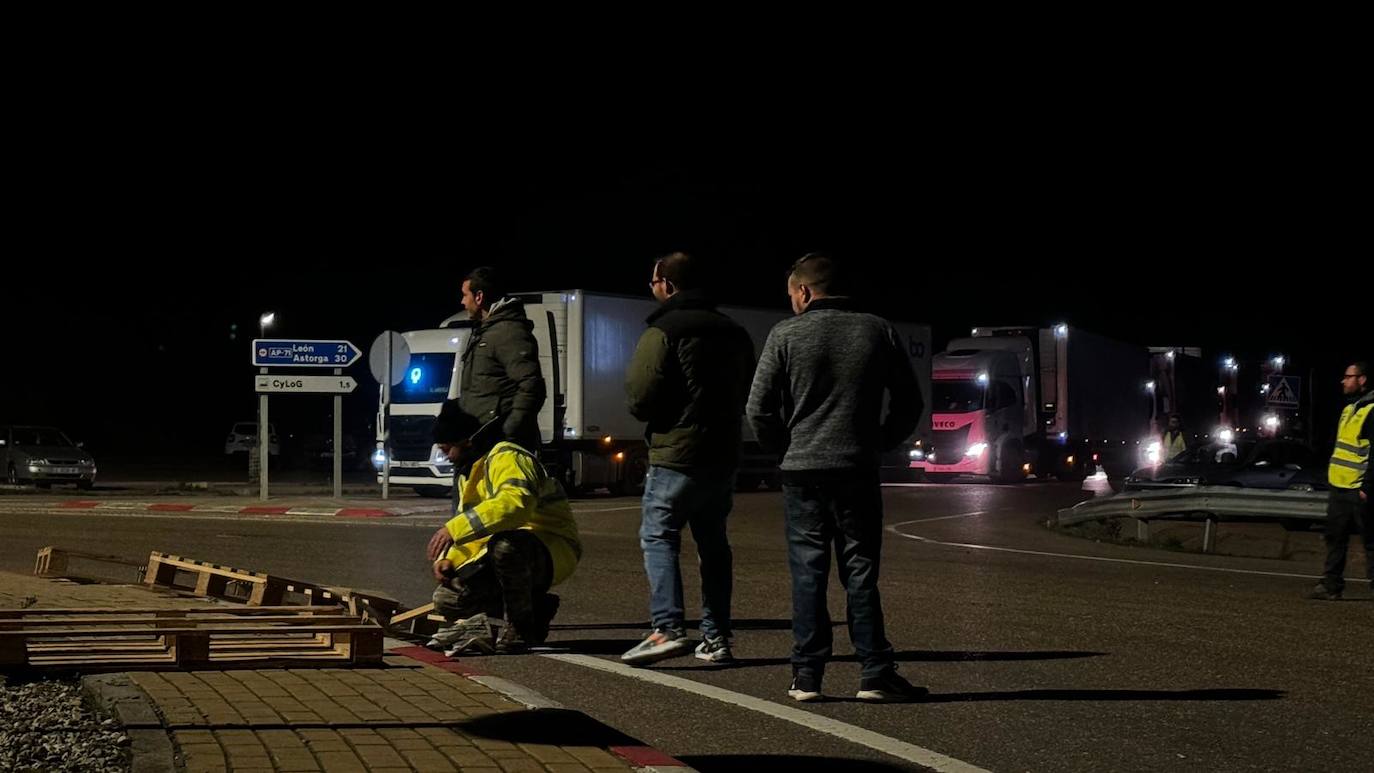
[993,443,1025,485]
[611,454,649,497]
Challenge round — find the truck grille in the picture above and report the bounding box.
[931,426,971,460]
[390,416,437,461]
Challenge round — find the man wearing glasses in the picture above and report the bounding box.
[622,252,756,665]
[1307,362,1373,600]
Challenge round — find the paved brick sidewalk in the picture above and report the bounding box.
[3,573,689,772]
[93,653,686,772]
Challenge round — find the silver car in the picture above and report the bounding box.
[1,425,97,489]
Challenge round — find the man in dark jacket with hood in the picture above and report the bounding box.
[621,252,756,666]
[457,267,546,452]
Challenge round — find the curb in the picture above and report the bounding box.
[81,674,176,773]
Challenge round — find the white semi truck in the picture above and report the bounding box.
[377,291,931,496]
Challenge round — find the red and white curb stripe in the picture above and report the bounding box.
[42,501,412,518]
[389,645,695,772]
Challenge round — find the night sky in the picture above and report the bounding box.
[5,89,1365,459]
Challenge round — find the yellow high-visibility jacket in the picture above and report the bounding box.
[443,441,581,585]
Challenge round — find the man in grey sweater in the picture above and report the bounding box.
[746,253,925,703]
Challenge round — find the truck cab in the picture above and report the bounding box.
[373,323,475,497]
[922,346,1029,483]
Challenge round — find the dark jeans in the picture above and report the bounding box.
[432,530,553,630]
[783,471,894,679]
[1321,489,1373,593]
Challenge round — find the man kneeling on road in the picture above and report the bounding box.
[424,400,581,655]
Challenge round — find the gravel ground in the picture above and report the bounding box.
[0,676,128,772]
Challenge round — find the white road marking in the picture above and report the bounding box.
[885,520,1368,583]
[541,653,988,773]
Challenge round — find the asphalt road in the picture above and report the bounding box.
[2,482,1370,772]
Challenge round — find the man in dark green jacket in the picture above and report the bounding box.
[457,267,546,452]
[621,252,756,667]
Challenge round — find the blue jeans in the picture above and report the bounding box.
[639,465,735,639]
[784,473,894,679]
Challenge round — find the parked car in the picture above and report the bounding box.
[301,433,361,469]
[1123,438,1326,492]
[224,422,280,456]
[1,425,97,489]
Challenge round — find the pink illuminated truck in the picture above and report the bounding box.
[910,325,1150,483]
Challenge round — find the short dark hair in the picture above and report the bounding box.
[464,266,505,303]
[1352,361,1369,377]
[653,252,699,291]
[433,400,481,444]
[788,252,843,296]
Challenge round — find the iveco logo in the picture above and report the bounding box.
[934,421,958,429]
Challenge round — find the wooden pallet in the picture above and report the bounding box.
[34,546,146,584]
[142,552,401,623]
[284,583,402,627]
[0,607,383,670]
[145,552,295,605]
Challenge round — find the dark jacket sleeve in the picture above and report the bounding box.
[492,324,546,438]
[880,325,921,451]
[625,328,669,422]
[735,327,757,415]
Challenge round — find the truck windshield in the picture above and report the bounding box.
[392,353,457,404]
[933,381,985,412]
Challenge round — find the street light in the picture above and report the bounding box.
[1145,380,1156,393]
[1271,355,1285,368]
[255,311,276,494]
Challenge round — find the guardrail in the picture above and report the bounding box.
[1055,486,1328,552]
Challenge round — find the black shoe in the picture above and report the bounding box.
[788,671,822,702]
[857,671,928,703]
[528,593,560,645]
[494,622,528,655]
[1305,584,1343,601]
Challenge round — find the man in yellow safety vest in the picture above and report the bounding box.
[1307,362,1372,600]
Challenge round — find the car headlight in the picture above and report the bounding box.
[28,458,49,466]
[965,443,988,459]
[908,449,925,460]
